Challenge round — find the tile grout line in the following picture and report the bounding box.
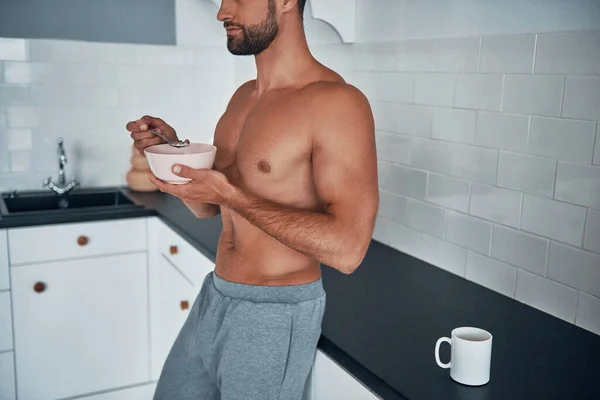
[559,75,566,117]
[477,36,483,74]
[574,291,581,325]
[499,74,506,112]
[531,34,538,74]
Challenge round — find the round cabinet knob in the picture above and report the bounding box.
[169,245,178,255]
[77,235,89,246]
[33,282,46,293]
[180,300,189,310]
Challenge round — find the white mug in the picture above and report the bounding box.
[434,327,493,386]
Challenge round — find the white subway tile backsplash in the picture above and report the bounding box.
[3,62,50,84]
[426,173,470,213]
[406,199,446,239]
[0,38,27,61]
[414,73,456,107]
[97,64,120,85]
[548,242,600,298]
[475,112,529,153]
[502,75,564,117]
[31,85,119,107]
[6,129,32,151]
[373,216,392,245]
[491,225,549,275]
[396,104,433,137]
[454,74,503,111]
[576,293,600,336]
[480,34,535,74]
[432,108,476,144]
[378,73,414,103]
[398,39,435,72]
[594,128,600,166]
[28,39,76,62]
[446,211,492,255]
[497,152,556,197]
[423,235,467,277]
[534,31,600,75]
[562,76,600,121]
[375,131,411,165]
[521,194,586,247]
[378,189,408,225]
[449,144,498,185]
[434,37,480,73]
[515,269,578,323]
[389,221,424,258]
[528,117,596,164]
[410,138,451,174]
[9,150,31,172]
[584,209,600,254]
[6,107,38,128]
[466,251,517,297]
[0,85,29,106]
[386,164,428,200]
[470,184,522,228]
[555,162,600,210]
[371,101,398,132]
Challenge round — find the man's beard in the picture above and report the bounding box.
[225,0,279,56]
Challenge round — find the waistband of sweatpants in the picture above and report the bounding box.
[210,272,325,303]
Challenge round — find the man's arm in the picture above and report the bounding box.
[182,80,256,218]
[225,85,379,273]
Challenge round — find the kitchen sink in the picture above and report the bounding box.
[0,188,141,217]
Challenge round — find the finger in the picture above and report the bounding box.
[125,119,148,132]
[142,115,178,140]
[130,131,155,141]
[148,174,186,196]
[133,137,162,150]
[171,164,202,180]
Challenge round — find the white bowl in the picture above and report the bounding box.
[144,143,217,184]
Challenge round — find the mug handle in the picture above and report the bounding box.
[435,337,452,369]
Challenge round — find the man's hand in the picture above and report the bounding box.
[148,164,236,207]
[126,115,179,155]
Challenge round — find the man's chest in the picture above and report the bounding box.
[214,98,313,193]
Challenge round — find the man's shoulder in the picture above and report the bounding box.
[301,80,371,114]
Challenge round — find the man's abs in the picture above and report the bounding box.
[213,207,322,286]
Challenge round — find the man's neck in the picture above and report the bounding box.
[253,21,314,94]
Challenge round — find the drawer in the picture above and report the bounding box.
[0,230,8,289]
[8,218,147,265]
[0,291,12,352]
[0,351,16,400]
[158,223,214,288]
[78,383,156,400]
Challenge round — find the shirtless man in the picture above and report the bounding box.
[126,0,378,398]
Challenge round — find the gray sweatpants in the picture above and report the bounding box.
[153,272,326,400]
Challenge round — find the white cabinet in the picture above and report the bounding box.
[7,218,146,265]
[152,254,199,378]
[0,351,16,400]
[148,217,213,380]
[310,350,381,400]
[0,230,8,290]
[11,253,150,400]
[0,292,13,352]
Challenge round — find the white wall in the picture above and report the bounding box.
[356,0,600,42]
[0,38,234,190]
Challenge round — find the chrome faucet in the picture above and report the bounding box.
[43,138,79,195]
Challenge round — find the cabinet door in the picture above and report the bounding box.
[0,351,16,400]
[151,254,199,379]
[312,350,380,400]
[0,292,13,352]
[0,230,8,290]
[11,253,150,400]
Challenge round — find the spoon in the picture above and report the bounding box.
[147,128,190,148]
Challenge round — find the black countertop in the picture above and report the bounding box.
[2,188,600,400]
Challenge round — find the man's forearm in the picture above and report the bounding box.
[225,188,366,273]
[184,201,220,218]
